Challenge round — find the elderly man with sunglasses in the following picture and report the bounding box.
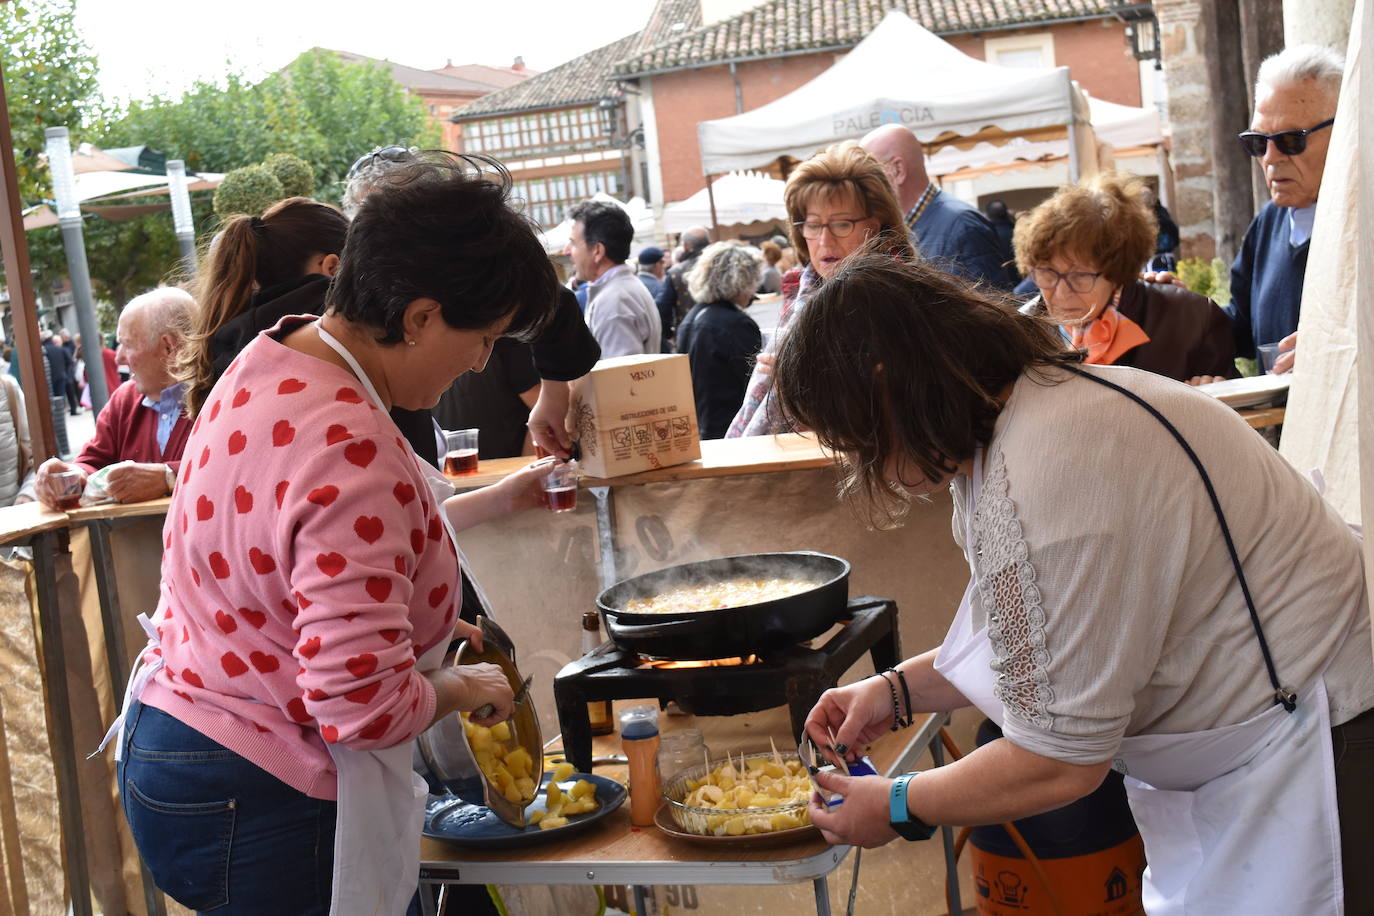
[1224,44,1344,377]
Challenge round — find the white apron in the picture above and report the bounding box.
[930,381,1347,913]
[317,323,497,916]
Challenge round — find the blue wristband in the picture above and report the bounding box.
[889,773,915,824]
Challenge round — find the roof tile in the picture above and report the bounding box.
[615,0,1118,75]
[452,32,643,119]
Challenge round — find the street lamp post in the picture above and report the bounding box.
[44,126,110,414]
[166,159,197,275]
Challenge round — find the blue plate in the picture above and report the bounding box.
[424,772,626,848]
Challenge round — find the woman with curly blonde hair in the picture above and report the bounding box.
[726,141,911,437]
[1014,174,1235,383]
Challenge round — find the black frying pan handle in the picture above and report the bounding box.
[605,616,700,637]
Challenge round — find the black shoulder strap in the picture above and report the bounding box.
[1065,364,1297,712]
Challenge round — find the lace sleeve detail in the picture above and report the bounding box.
[974,450,1054,730]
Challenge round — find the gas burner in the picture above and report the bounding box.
[553,597,901,772]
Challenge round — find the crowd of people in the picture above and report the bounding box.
[0,35,1361,916]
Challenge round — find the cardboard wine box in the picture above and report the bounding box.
[570,354,701,478]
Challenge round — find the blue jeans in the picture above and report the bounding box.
[118,700,337,914]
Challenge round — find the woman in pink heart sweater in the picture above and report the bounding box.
[114,153,563,915]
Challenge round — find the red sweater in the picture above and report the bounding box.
[75,379,191,474]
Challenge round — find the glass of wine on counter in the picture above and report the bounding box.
[443,428,480,476]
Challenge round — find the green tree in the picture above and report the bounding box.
[96,49,441,203]
[264,152,316,198]
[0,0,101,292]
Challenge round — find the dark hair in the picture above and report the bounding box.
[330,152,559,345]
[569,200,633,264]
[183,196,349,415]
[773,252,1076,527]
[985,199,1010,222]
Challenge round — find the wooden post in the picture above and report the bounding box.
[1239,0,1287,211]
[0,58,57,461]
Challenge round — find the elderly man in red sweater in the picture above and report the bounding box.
[33,287,195,508]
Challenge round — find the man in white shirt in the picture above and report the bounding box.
[565,200,661,358]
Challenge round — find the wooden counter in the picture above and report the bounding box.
[447,433,831,490]
[0,501,70,545]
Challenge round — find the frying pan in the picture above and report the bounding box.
[596,551,850,660]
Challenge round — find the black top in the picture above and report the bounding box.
[207,277,600,466]
[432,338,540,459]
[42,340,72,387]
[675,300,763,440]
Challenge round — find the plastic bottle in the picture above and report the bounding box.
[580,612,614,736]
[657,729,707,785]
[619,705,661,827]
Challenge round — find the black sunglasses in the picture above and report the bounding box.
[345,146,414,181]
[1237,118,1334,158]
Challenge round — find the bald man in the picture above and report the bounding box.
[861,124,1011,290]
[31,287,196,507]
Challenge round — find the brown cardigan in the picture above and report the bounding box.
[1026,280,1237,382]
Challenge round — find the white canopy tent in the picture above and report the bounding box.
[696,10,1095,180]
[928,96,1163,176]
[662,171,785,233]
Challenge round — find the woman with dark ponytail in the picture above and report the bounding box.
[182,197,349,418]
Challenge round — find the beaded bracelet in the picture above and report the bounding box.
[878,671,905,731]
[886,667,914,728]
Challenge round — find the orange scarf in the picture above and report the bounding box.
[1068,293,1150,365]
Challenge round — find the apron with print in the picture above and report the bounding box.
[932,371,1347,915]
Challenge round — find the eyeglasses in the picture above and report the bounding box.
[794,219,867,239]
[1030,267,1103,294]
[345,146,415,181]
[1237,118,1334,158]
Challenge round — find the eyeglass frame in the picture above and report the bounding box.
[793,218,871,239]
[345,145,415,182]
[1236,118,1335,158]
[1030,266,1104,295]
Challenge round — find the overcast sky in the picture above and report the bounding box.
[77,1,659,104]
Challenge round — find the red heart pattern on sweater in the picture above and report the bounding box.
[321,724,339,743]
[248,547,277,575]
[359,714,393,741]
[249,651,279,674]
[239,607,267,628]
[410,529,425,553]
[393,482,416,505]
[365,577,391,602]
[181,668,204,688]
[209,400,221,422]
[228,430,248,455]
[234,486,253,514]
[344,439,376,468]
[275,481,289,508]
[307,485,338,507]
[278,378,307,395]
[316,552,347,577]
[428,583,448,608]
[354,516,384,543]
[427,516,442,541]
[299,636,321,658]
[214,610,237,634]
[346,682,381,704]
[208,552,231,579]
[232,388,251,408]
[197,494,214,520]
[199,446,211,468]
[287,697,312,723]
[346,653,378,678]
[220,652,248,677]
[326,424,351,446]
[272,420,296,447]
[336,387,365,404]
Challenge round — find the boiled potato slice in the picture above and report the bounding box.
[529,809,546,824]
[570,779,597,800]
[489,721,511,742]
[552,761,575,783]
[539,815,569,830]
